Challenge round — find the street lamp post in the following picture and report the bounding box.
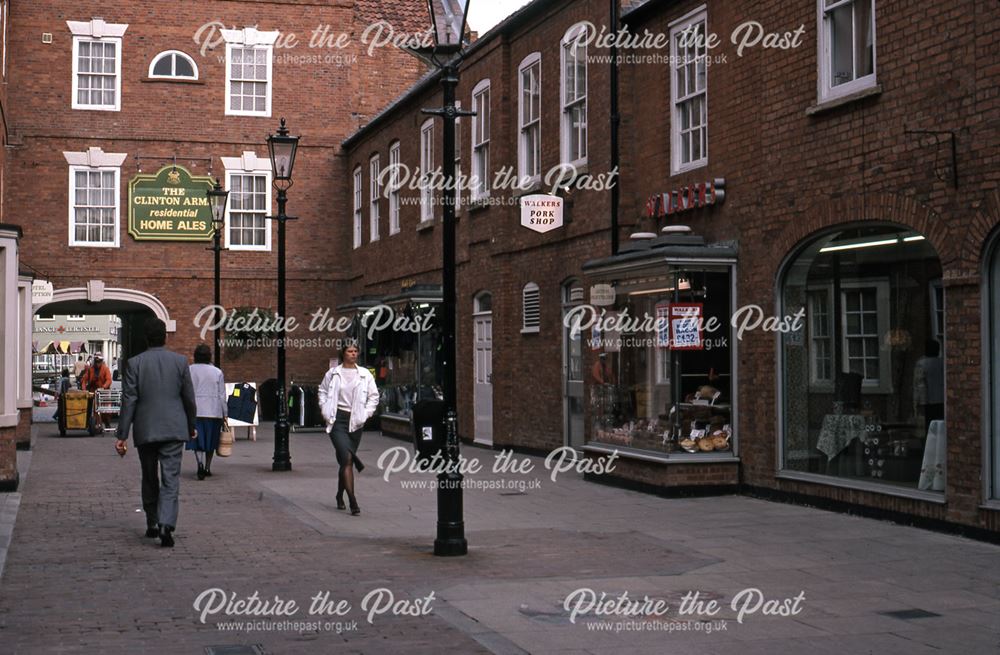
[411,0,473,557]
[206,179,230,368]
[267,118,300,472]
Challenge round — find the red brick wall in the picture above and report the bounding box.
[5,0,429,386]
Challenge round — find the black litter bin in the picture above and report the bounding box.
[411,399,447,461]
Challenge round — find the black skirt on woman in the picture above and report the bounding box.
[330,409,364,471]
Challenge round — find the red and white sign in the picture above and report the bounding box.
[521,194,564,233]
[645,179,725,219]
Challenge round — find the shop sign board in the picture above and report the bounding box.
[520,194,563,233]
[590,284,616,306]
[128,165,216,241]
[666,303,703,350]
[31,279,53,305]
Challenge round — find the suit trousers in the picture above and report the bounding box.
[137,440,184,529]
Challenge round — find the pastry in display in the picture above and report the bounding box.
[697,438,715,452]
[679,438,697,452]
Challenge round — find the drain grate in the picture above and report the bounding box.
[205,646,267,655]
[879,608,942,620]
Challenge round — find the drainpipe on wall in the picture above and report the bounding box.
[610,0,621,256]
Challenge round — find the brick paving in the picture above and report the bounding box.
[0,420,998,654]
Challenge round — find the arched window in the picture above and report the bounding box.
[522,283,540,333]
[779,224,944,493]
[148,50,198,80]
[474,291,492,314]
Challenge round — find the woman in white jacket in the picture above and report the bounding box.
[318,343,379,515]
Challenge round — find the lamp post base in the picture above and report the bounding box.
[434,471,467,556]
[272,419,292,471]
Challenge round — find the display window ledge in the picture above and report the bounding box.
[979,500,1000,512]
[380,413,411,423]
[583,442,739,465]
[776,470,946,504]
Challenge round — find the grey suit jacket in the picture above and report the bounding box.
[116,346,197,445]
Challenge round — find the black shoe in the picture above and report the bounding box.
[159,526,174,548]
[349,497,360,516]
[336,492,346,511]
[204,469,212,477]
[145,526,159,538]
[197,464,206,480]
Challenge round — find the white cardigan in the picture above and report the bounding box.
[189,363,227,419]
[318,365,380,433]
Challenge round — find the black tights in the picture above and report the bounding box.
[338,454,357,507]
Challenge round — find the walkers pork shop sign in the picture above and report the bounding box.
[128,165,215,241]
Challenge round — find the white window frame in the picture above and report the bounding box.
[369,154,381,242]
[64,147,126,248]
[471,80,491,201]
[353,166,363,248]
[148,49,199,80]
[817,0,877,102]
[929,279,944,344]
[807,289,833,387]
[221,151,273,252]
[521,282,541,334]
[808,279,891,393]
[68,19,128,112]
[67,315,86,321]
[221,28,278,117]
[388,141,401,235]
[454,101,463,209]
[560,24,588,168]
[669,7,708,175]
[420,118,435,223]
[518,53,542,188]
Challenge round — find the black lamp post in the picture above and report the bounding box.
[409,0,473,557]
[267,118,300,472]
[206,179,230,368]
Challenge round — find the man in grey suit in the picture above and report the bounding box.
[115,318,197,548]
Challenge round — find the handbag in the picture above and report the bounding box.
[217,419,234,457]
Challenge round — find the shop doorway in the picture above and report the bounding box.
[562,280,585,449]
[473,292,493,445]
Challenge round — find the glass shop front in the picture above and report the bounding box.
[582,244,738,458]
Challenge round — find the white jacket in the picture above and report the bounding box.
[318,365,380,433]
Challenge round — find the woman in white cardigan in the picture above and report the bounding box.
[187,344,227,480]
[318,343,379,515]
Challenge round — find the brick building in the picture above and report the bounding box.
[340,0,1000,538]
[0,0,436,489]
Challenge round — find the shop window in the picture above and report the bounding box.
[518,53,541,186]
[352,166,362,248]
[388,141,401,235]
[781,225,944,492]
[225,170,271,251]
[471,80,491,200]
[818,0,876,102]
[369,154,380,242]
[586,266,736,457]
[420,119,434,222]
[221,28,278,117]
[561,24,587,167]
[669,8,707,174]
[474,292,492,314]
[148,50,198,79]
[68,19,127,111]
[522,283,540,333]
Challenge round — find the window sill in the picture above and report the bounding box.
[520,327,540,335]
[513,180,543,197]
[141,77,205,85]
[979,500,1000,512]
[468,199,491,214]
[416,220,435,232]
[583,442,740,464]
[776,470,946,503]
[807,84,883,116]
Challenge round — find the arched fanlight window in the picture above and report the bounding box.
[148,50,198,80]
[474,291,493,314]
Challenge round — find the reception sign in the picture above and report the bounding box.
[128,165,215,241]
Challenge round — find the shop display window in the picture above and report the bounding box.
[780,225,945,491]
[586,264,735,456]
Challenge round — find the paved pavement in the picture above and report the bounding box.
[0,416,998,654]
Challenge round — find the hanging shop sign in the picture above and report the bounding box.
[520,194,564,233]
[128,165,215,241]
[590,284,616,307]
[31,279,53,305]
[645,178,726,219]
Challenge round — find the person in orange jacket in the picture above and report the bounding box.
[81,352,113,428]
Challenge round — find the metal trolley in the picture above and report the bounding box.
[95,389,122,432]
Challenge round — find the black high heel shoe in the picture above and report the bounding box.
[336,489,346,511]
[349,497,361,516]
